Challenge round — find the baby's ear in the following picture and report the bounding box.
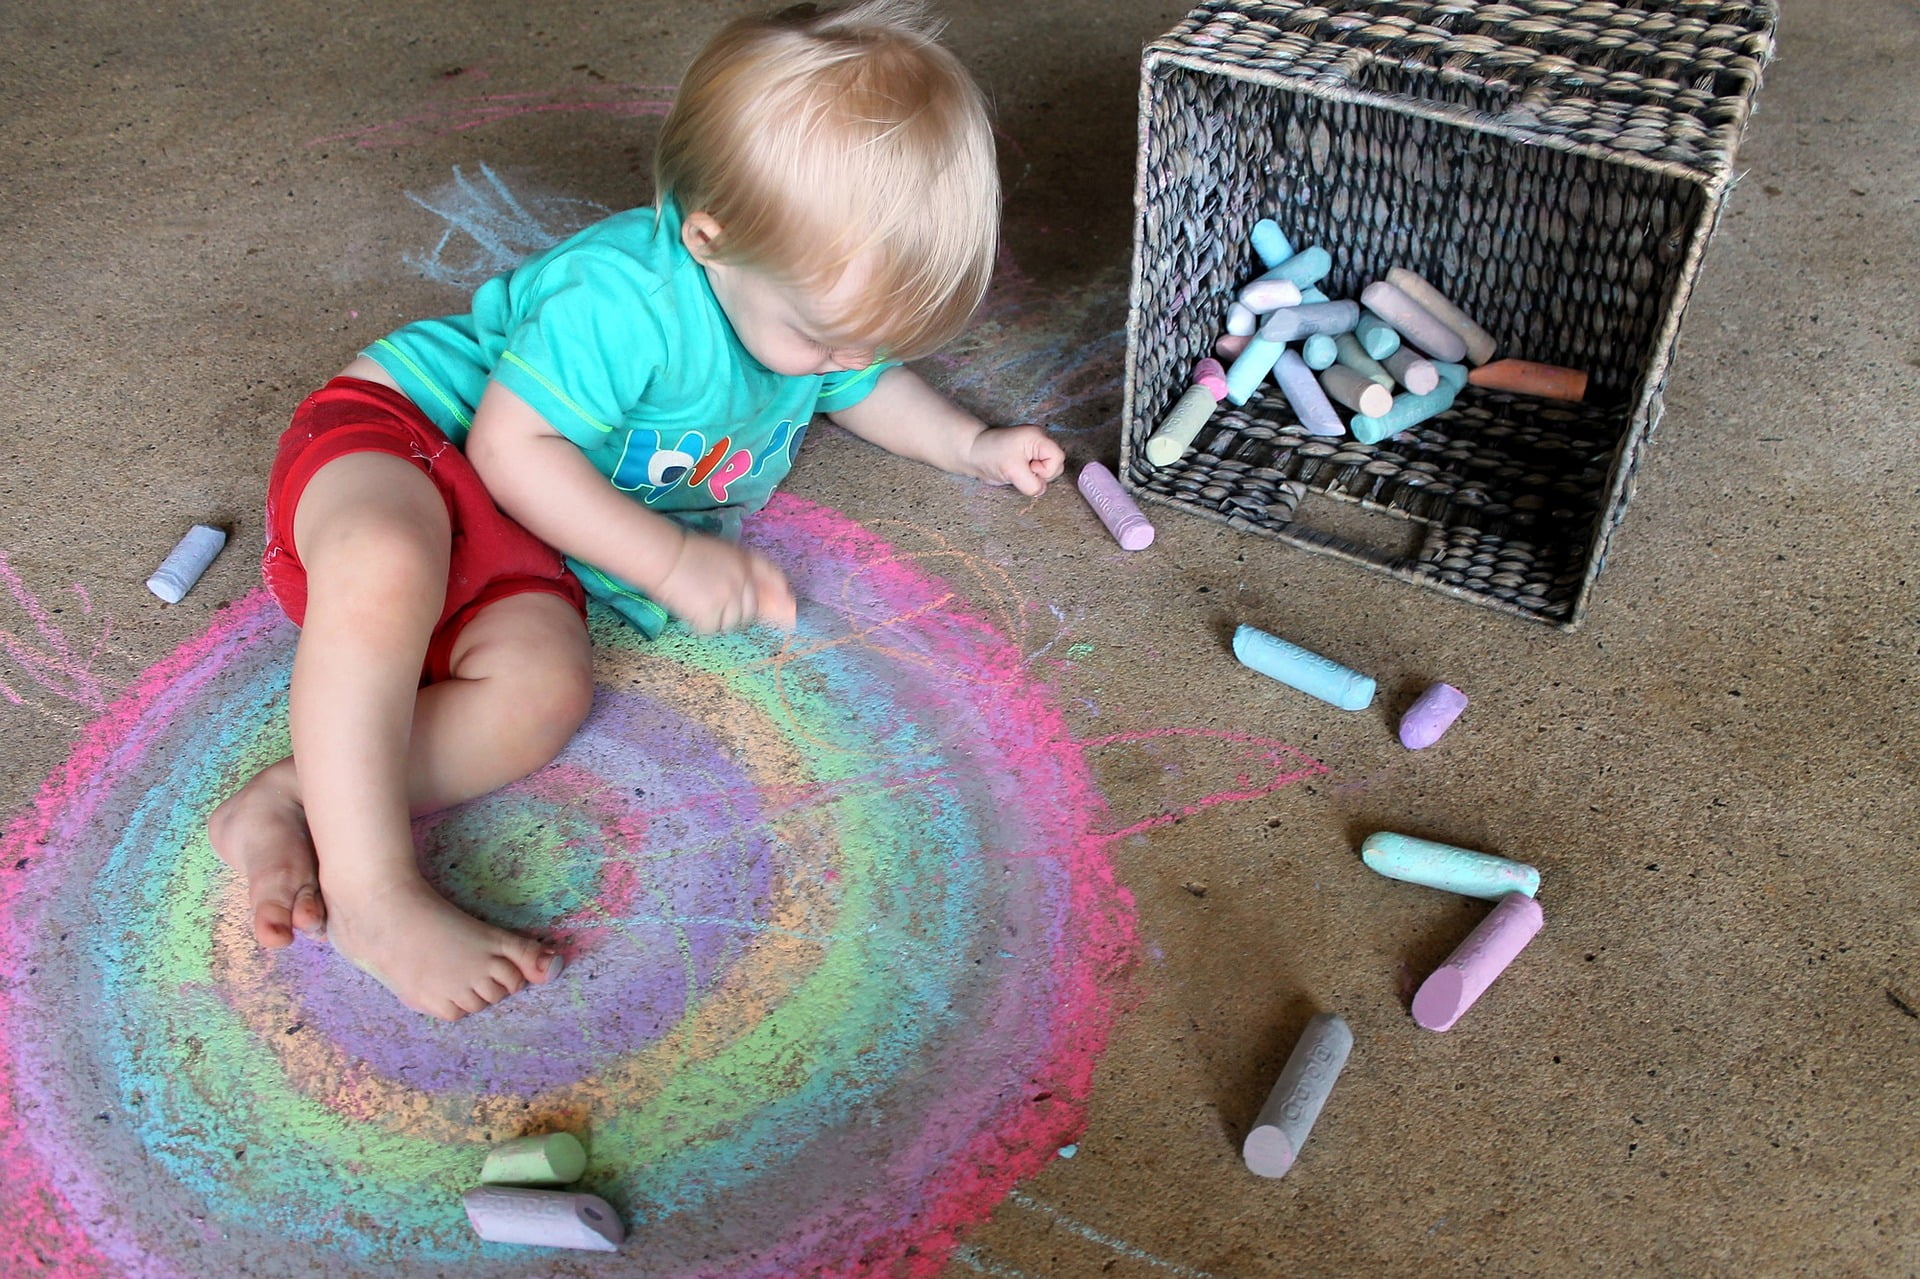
[680,211,725,263]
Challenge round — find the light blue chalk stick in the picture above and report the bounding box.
[1259,299,1360,343]
[1251,219,1293,268]
[1254,245,1332,292]
[1225,333,1288,405]
[1301,332,1339,370]
[1361,831,1541,899]
[1273,350,1345,436]
[1354,313,1402,360]
[1232,624,1375,711]
[1348,360,1468,445]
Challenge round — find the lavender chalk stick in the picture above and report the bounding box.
[147,524,227,603]
[1259,299,1360,343]
[1360,281,1468,363]
[481,1132,588,1187]
[1233,624,1375,710]
[1386,267,1497,365]
[1273,350,1346,437]
[1381,345,1439,395]
[1078,462,1154,550]
[1412,892,1544,1032]
[1243,1013,1352,1178]
[462,1186,625,1251]
[1360,831,1539,900]
[1399,681,1468,748]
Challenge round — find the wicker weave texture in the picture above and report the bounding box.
[1121,0,1775,627]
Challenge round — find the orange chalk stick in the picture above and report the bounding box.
[1467,359,1588,402]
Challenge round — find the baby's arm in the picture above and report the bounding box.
[827,366,1065,496]
[465,381,795,634]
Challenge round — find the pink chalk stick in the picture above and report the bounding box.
[1192,357,1229,400]
[1360,281,1468,363]
[1398,681,1468,749]
[1078,461,1154,551]
[1411,892,1543,1032]
[1215,332,1251,360]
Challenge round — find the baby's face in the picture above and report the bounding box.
[698,245,880,379]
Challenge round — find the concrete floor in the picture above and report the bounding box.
[2,1,1915,1276]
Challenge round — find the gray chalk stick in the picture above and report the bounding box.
[1243,1013,1353,1178]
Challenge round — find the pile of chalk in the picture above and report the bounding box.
[462,1132,626,1253]
[1145,219,1588,467]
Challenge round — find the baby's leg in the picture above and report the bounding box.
[218,450,592,1019]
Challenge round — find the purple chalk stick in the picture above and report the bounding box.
[1412,892,1544,1032]
[1398,681,1468,749]
[1078,461,1154,550]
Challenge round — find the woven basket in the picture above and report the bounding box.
[1120,0,1777,627]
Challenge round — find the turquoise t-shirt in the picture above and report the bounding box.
[364,198,893,635]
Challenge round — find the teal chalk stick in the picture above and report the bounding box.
[1301,333,1339,371]
[1232,625,1375,711]
[1361,831,1540,899]
[1349,360,1467,444]
[1254,245,1332,292]
[1225,333,1288,405]
[1251,219,1293,268]
[1354,313,1402,360]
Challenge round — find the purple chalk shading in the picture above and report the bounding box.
[1398,681,1468,749]
[1412,892,1544,1032]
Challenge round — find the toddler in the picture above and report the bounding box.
[210,0,1065,1020]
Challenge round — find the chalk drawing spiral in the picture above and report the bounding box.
[0,494,1135,1278]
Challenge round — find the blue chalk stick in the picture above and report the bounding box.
[1232,625,1375,711]
[1354,313,1402,360]
[1348,361,1468,445]
[1251,219,1293,269]
[1273,350,1345,436]
[1301,333,1339,371]
[1225,334,1288,405]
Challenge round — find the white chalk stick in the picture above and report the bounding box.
[147,525,227,603]
[462,1185,624,1252]
[1243,1013,1352,1178]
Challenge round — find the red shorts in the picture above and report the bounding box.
[263,377,587,683]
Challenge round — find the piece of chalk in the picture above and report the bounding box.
[1259,299,1359,344]
[147,525,227,604]
[1254,245,1333,293]
[1250,219,1293,268]
[1301,333,1339,371]
[1353,312,1402,360]
[1144,383,1220,467]
[1191,357,1228,401]
[1411,892,1544,1032]
[1381,345,1438,395]
[1214,331,1251,360]
[1077,462,1154,550]
[1360,281,1468,363]
[462,1186,625,1252]
[1385,268,1498,365]
[1399,681,1469,748]
[1232,624,1375,711]
[1226,300,1258,337]
[1332,333,1395,388]
[1467,358,1588,402]
[1350,361,1466,445]
[1273,350,1346,437]
[1224,333,1287,405]
[1239,278,1303,312]
[481,1132,589,1187]
[1360,831,1539,900]
[1317,363,1392,418]
[1243,1013,1352,1178]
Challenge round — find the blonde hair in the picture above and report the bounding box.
[655,0,999,361]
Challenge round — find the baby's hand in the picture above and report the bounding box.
[654,530,797,635]
[968,424,1066,497]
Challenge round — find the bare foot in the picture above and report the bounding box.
[209,762,328,948]
[321,874,562,1021]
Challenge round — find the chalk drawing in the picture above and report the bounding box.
[402,163,613,289]
[310,82,675,150]
[1009,1190,1227,1279]
[0,551,127,726]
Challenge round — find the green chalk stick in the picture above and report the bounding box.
[481,1132,589,1187]
[1360,831,1540,899]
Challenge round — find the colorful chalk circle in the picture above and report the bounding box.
[0,493,1136,1279]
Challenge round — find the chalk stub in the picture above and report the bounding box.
[1243,1013,1353,1178]
[481,1132,588,1187]
[1361,831,1540,900]
[1232,624,1375,711]
[1411,892,1544,1032]
[462,1185,625,1252]
[1398,681,1468,748]
[147,524,227,603]
[1077,461,1154,551]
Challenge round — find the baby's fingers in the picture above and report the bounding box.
[748,554,797,631]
